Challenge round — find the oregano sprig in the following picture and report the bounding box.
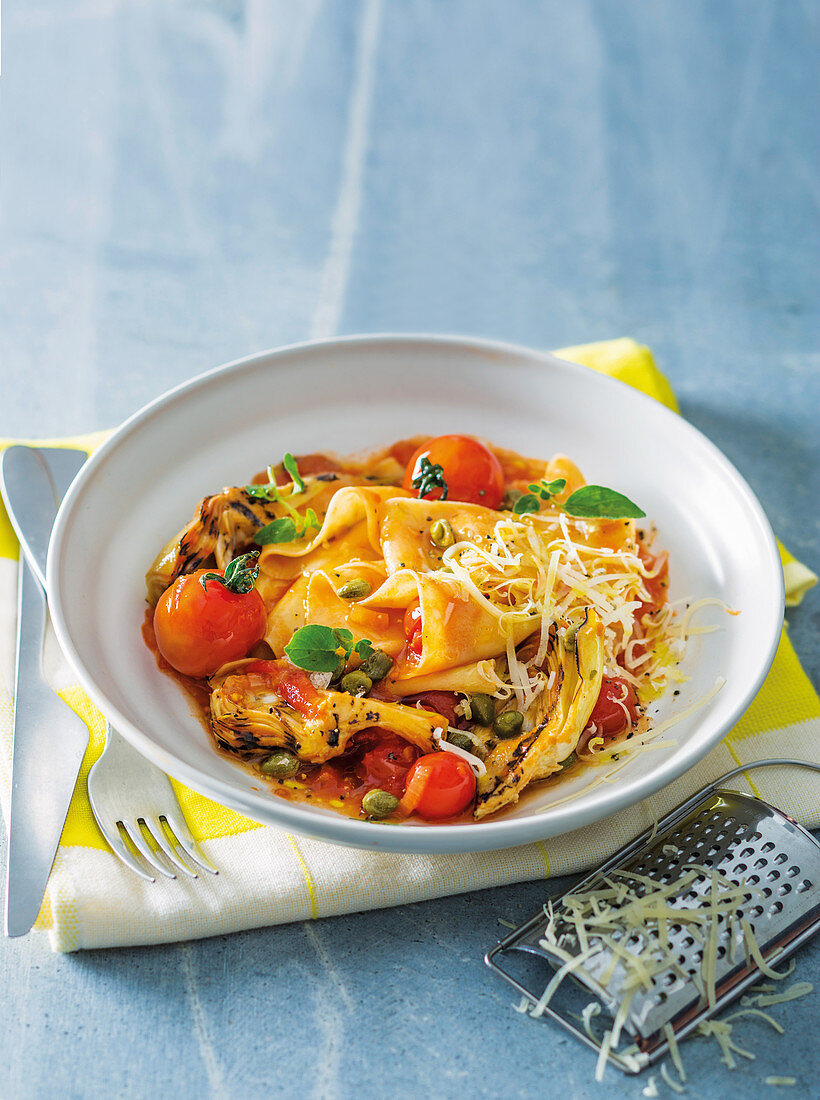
[284,624,376,673]
[512,478,566,515]
[511,477,645,520]
[245,453,322,545]
[200,551,260,594]
[411,455,449,500]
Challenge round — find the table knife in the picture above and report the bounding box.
[0,447,89,936]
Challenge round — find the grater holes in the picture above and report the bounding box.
[750,831,763,841]
[754,858,768,869]
[747,874,760,885]
[773,852,788,865]
[739,847,755,859]
[797,880,812,893]
[787,865,800,878]
[777,883,792,896]
[734,863,748,874]
[761,887,773,898]
[765,870,780,882]
[749,905,764,918]
[770,901,784,915]
[761,841,776,853]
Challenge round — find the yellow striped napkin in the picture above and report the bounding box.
[0,338,817,952]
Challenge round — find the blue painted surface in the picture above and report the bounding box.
[0,1,818,1097]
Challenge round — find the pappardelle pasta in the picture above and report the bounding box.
[145,435,685,824]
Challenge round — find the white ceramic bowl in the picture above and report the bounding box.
[47,335,783,853]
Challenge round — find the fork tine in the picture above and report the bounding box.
[145,818,199,879]
[161,813,219,875]
[121,820,177,880]
[94,817,156,883]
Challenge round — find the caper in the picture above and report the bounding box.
[430,519,455,549]
[340,670,373,696]
[260,751,299,778]
[468,692,496,727]
[493,710,524,739]
[359,649,393,682]
[447,730,474,752]
[337,578,371,600]
[362,789,399,818]
[329,654,347,683]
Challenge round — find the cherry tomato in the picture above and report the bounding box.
[404,602,422,638]
[403,602,424,659]
[360,733,420,798]
[403,691,462,729]
[402,435,505,508]
[399,752,477,819]
[241,660,321,717]
[586,677,640,738]
[153,569,267,678]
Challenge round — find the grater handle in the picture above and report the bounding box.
[706,757,820,788]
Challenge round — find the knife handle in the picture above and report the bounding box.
[5,558,89,937]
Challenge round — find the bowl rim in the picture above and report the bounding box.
[47,332,784,853]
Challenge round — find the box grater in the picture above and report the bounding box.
[486,759,820,1074]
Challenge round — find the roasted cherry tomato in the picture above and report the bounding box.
[153,567,266,678]
[403,691,462,729]
[586,677,640,738]
[399,752,477,819]
[402,434,505,509]
[360,733,420,798]
[403,602,424,659]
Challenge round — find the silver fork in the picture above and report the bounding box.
[88,724,219,882]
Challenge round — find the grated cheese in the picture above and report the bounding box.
[439,509,698,707]
[660,1062,685,1094]
[432,728,487,777]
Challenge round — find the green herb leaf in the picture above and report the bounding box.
[244,465,282,503]
[255,516,298,544]
[284,625,376,674]
[563,485,646,519]
[284,625,347,672]
[199,551,260,594]
[411,455,449,500]
[512,494,540,515]
[541,477,566,499]
[303,508,321,533]
[283,452,306,494]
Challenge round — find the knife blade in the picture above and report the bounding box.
[1,446,89,936]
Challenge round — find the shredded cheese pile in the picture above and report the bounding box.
[437,508,693,708]
[516,863,813,1088]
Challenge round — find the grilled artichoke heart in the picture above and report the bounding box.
[209,659,446,763]
[474,608,604,819]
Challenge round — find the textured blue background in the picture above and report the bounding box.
[1,2,818,1097]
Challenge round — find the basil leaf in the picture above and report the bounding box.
[303,507,321,532]
[283,452,306,494]
[255,516,298,544]
[563,485,646,519]
[285,625,344,672]
[513,494,540,515]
